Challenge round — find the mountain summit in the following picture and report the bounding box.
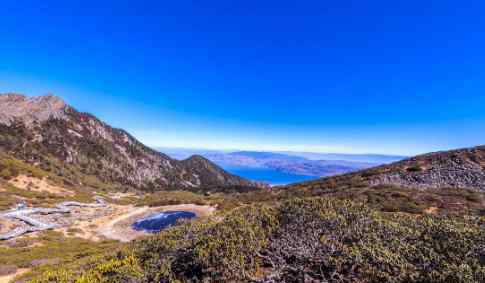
[0,93,68,125]
[0,93,255,190]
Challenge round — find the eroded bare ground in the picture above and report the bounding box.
[0,218,18,235]
[0,267,29,283]
[8,175,74,196]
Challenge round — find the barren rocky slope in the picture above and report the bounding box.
[0,93,255,191]
[288,145,485,192]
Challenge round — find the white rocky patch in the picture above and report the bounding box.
[183,180,198,187]
[68,129,83,138]
[192,174,201,186]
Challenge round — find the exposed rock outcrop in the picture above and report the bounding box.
[0,93,68,126]
[288,146,485,192]
[367,146,485,191]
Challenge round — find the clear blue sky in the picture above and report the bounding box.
[1,1,484,155]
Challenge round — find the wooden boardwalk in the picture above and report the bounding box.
[0,197,106,240]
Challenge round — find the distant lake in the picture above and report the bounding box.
[222,166,317,186]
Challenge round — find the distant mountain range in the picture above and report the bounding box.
[277,151,407,164]
[158,147,406,182]
[0,94,257,191]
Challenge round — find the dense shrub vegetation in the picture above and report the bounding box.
[28,197,485,283]
[0,154,47,180]
[262,199,485,282]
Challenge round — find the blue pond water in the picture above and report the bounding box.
[132,211,197,233]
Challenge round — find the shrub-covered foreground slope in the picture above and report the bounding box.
[29,197,485,283]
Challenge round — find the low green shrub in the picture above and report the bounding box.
[406,165,423,172]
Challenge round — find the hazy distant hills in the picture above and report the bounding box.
[277,151,407,164]
[158,147,406,182]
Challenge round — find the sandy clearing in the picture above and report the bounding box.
[58,204,133,242]
[97,206,150,242]
[58,203,215,242]
[9,175,74,196]
[0,218,19,235]
[0,268,29,283]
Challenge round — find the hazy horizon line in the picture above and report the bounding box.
[152,145,409,157]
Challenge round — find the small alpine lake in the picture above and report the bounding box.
[131,211,197,233]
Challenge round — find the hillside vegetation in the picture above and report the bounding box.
[28,197,485,283]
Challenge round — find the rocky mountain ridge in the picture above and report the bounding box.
[289,145,485,192]
[367,146,485,191]
[0,93,256,191]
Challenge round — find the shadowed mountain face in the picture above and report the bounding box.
[0,93,255,191]
[288,145,485,192]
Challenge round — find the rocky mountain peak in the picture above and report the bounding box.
[0,93,257,191]
[184,155,209,163]
[0,93,68,126]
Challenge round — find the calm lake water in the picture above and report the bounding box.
[223,166,316,186]
[132,211,196,233]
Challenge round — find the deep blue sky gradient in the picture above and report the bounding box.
[1,1,484,155]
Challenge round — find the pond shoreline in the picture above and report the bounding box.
[98,204,215,242]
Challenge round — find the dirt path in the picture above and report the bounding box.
[0,268,29,283]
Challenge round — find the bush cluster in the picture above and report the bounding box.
[262,198,485,282]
